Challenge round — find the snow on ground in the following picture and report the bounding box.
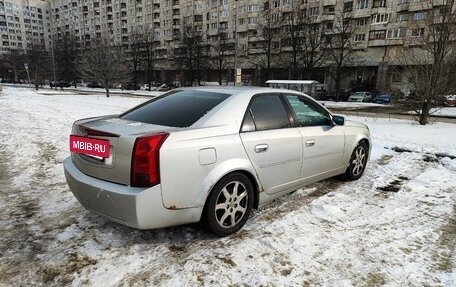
[320,101,386,109]
[0,86,455,286]
[1,83,164,97]
[430,108,456,118]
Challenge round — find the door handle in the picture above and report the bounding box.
[306,139,315,147]
[254,144,269,153]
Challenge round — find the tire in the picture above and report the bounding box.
[202,173,254,237]
[345,141,368,181]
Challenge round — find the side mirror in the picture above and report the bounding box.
[332,115,345,126]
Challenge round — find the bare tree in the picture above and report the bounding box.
[1,49,25,83]
[26,44,51,90]
[251,9,282,85]
[173,26,209,85]
[281,6,326,80]
[54,33,80,88]
[80,39,128,97]
[129,29,143,89]
[142,27,158,91]
[394,0,456,125]
[210,33,234,85]
[324,8,357,101]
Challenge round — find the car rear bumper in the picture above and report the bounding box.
[63,157,203,229]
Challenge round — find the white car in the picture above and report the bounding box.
[348,92,372,102]
[64,87,371,236]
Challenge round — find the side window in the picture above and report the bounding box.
[241,94,290,131]
[285,95,331,126]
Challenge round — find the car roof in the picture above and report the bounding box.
[174,86,303,96]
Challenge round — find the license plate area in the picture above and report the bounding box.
[70,135,110,159]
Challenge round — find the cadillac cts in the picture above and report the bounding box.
[64,87,371,236]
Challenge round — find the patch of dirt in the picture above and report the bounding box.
[433,202,456,272]
[388,146,456,161]
[377,154,394,165]
[37,253,97,284]
[377,176,410,193]
[216,254,237,267]
[361,272,386,287]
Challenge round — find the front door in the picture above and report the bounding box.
[283,94,345,184]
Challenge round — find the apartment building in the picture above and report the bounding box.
[0,0,52,52]
[4,0,450,90]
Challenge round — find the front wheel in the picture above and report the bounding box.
[345,141,368,181]
[202,173,254,237]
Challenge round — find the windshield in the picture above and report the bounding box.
[121,90,232,127]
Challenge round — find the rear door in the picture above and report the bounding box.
[240,93,302,195]
[283,94,345,184]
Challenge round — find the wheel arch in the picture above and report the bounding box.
[199,162,263,222]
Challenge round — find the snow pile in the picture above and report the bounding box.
[0,86,455,287]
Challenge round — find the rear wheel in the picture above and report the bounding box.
[202,173,254,237]
[345,141,368,181]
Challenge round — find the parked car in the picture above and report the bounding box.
[122,82,141,90]
[156,83,171,91]
[64,87,371,236]
[141,84,156,90]
[348,92,372,102]
[444,95,456,107]
[50,81,72,88]
[86,82,102,88]
[373,94,391,104]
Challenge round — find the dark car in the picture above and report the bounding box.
[86,82,102,88]
[122,82,141,90]
[50,81,71,88]
[373,94,391,104]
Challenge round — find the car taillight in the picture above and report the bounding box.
[131,133,169,187]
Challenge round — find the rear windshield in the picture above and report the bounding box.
[120,90,231,127]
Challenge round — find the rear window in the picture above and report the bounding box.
[120,90,231,127]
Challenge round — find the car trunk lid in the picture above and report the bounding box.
[71,116,176,185]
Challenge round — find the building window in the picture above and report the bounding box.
[397,14,407,22]
[356,18,368,26]
[413,11,426,20]
[373,0,386,8]
[354,34,366,42]
[309,7,319,16]
[369,30,386,39]
[357,0,369,9]
[344,2,353,12]
[386,28,405,38]
[371,13,389,24]
[411,27,425,37]
[248,5,259,12]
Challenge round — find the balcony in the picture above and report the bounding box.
[408,1,431,12]
[367,39,387,47]
[321,14,335,21]
[323,0,336,6]
[396,3,409,12]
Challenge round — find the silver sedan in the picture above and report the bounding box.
[64,87,371,236]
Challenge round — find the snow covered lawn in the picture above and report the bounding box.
[1,86,455,286]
